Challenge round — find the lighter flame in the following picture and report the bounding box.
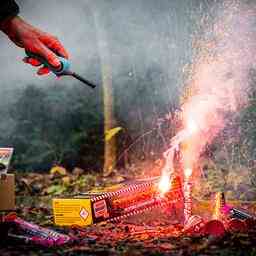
[158,172,170,195]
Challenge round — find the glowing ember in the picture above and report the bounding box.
[158,173,170,195]
[213,192,226,220]
[184,168,192,179]
[213,192,221,220]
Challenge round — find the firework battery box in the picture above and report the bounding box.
[0,148,15,211]
[53,176,184,227]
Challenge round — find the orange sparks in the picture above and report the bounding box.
[158,172,170,195]
[184,168,192,179]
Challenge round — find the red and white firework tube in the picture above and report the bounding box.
[183,168,192,224]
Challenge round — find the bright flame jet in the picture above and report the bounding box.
[158,118,198,194]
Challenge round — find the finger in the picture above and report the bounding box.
[41,35,69,59]
[31,41,61,68]
[22,57,41,66]
[37,66,50,76]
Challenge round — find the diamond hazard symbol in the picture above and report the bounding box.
[79,207,89,220]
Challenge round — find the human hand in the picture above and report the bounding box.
[1,16,69,75]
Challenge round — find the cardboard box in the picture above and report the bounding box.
[0,174,15,211]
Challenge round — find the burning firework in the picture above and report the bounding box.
[158,172,171,196]
[157,0,256,227]
[158,116,199,217]
[53,176,184,227]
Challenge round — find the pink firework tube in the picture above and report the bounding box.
[5,214,71,247]
[183,181,192,224]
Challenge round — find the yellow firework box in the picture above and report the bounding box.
[53,176,184,227]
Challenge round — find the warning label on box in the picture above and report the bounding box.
[79,207,89,220]
[0,148,14,174]
[53,198,93,226]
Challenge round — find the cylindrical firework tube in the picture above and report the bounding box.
[5,214,71,247]
[183,180,192,224]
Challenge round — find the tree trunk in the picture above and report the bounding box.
[92,7,116,175]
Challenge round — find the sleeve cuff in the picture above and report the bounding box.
[0,0,19,25]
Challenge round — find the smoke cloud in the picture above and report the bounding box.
[0,0,204,141]
[182,0,256,167]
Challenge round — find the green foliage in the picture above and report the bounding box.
[2,84,104,171]
[47,184,67,195]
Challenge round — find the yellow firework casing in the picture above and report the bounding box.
[52,176,184,227]
[53,198,93,226]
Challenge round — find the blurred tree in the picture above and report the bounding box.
[92,6,117,175]
[7,84,103,171]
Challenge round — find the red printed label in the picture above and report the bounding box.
[93,200,109,218]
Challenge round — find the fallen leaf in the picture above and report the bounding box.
[50,166,67,176]
[105,127,122,141]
